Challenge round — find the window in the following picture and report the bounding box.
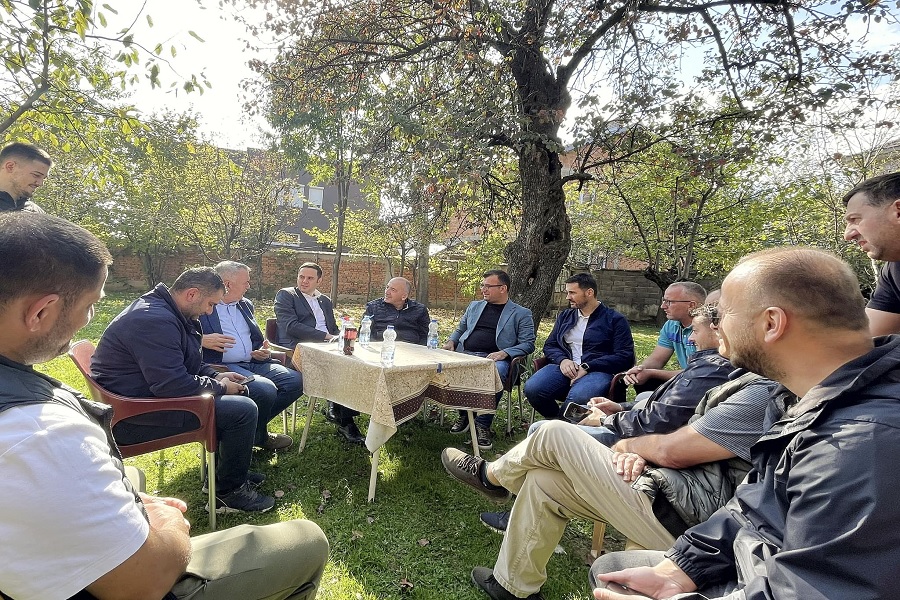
[307,186,324,210]
[289,186,304,208]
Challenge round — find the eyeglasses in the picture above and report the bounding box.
[479,284,505,289]
[690,304,720,326]
[661,298,693,305]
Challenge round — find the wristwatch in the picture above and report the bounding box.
[580,363,590,372]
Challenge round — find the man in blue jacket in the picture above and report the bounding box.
[200,261,299,451]
[524,273,635,419]
[444,269,535,450]
[592,247,900,600]
[92,267,275,514]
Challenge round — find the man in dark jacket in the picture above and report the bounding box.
[363,277,431,344]
[0,142,52,213]
[92,267,276,513]
[592,247,899,600]
[525,273,634,418]
[200,261,299,451]
[273,262,364,444]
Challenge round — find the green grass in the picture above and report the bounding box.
[38,292,661,600]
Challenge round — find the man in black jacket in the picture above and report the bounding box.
[92,267,276,513]
[592,247,899,600]
[363,277,431,344]
[0,142,52,213]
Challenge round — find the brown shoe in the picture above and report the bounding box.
[260,432,293,450]
[471,567,544,599]
[440,448,510,503]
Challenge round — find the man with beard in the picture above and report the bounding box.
[93,267,276,513]
[524,273,635,419]
[0,213,328,600]
[843,171,900,335]
[591,247,900,600]
[0,142,52,212]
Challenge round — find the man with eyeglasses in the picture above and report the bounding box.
[622,282,707,392]
[444,269,536,450]
[843,172,900,335]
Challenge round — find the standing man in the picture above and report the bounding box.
[200,260,299,451]
[622,282,706,391]
[524,273,635,419]
[444,269,536,450]
[843,171,900,335]
[363,276,431,344]
[592,247,900,600]
[0,142,52,212]
[274,262,364,444]
[92,267,276,513]
[0,213,328,600]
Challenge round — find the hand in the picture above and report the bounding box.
[443,340,456,351]
[140,494,190,533]
[250,347,271,361]
[594,561,695,600]
[202,333,236,352]
[216,373,248,395]
[611,451,648,483]
[560,359,579,379]
[324,333,336,342]
[577,406,609,427]
[623,365,649,386]
[571,365,588,382]
[588,397,625,416]
[486,350,509,361]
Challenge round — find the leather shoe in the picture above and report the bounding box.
[323,402,339,423]
[259,432,293,451]
[337,421,365,445]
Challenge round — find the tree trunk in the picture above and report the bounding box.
[415,241,430,305]
[330,177,349,305]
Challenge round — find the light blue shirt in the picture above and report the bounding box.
[217,302,253,363]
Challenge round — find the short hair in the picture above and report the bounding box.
[0,142,53,167]
[298,262,323,278]
[0,212,111,308]
[735,247,867,332]
[483,269,510,288]
[669,281,707,302]
[842,172,900,207]
[389,277,412,295]
[565,272,597,296]
[214,260,250,279]
[170,267,225,295]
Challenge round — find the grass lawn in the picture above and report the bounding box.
[38,292,661,600]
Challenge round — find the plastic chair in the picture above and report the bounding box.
[500,354,529,434]
[265,318,300,432]
[68,340,219,530]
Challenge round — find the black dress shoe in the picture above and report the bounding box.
[337,421,365,445]
[323,402,339,423]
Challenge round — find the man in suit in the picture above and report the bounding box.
[273,262,364,444]
[444,269,536,450]
[200,261,299,451]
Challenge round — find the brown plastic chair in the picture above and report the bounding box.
[67,340,219,530]
[500,354,529,434]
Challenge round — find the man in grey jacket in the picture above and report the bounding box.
[592,247,900,600]
[444,269,536,450]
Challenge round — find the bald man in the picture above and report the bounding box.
[591,247,900,600]
[363,277,431,345]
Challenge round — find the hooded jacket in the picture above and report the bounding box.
[665,335,900,600]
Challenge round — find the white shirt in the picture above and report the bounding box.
[216,302,253,363]
[0,403,149,599]
[302,291,329,333]
[563,311,590,365]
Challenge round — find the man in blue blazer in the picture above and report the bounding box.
[444,269,535,450]
[273,262,365,444]
[200,261,299,451]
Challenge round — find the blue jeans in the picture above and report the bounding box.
[456,353,510,429]
[527,419,621,447]
[224,361,303,445]
[113,394,259,494]
[524,364,613,419]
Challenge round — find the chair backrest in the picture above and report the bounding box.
[265,318,279,343]
[504,355,528,391]
[67,340,217,458]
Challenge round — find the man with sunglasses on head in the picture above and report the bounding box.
[622,282,707,392]
[444,269,535,450]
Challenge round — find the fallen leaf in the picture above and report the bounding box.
[321,489,331,500]
[274,490,285,498]
[399,578,414,591]
[417,538,429,546]
[316,503,325,514]
[351,530,363,540]
[367,516,375,524]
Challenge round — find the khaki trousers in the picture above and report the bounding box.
[491,420,675,597]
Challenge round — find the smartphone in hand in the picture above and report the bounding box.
[238,374,256,385]
[562,403,590,424]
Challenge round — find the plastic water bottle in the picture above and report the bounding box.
[427,319,439,349]
[338,314,350,343]
[359,315,372,347]
[381,325,396,367]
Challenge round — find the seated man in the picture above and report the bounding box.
[524,273,635,419]
[444,269,536,450]
[0,212,328,600]
[274,261,364,444]
[569,308,733,447]
[92,267,275,513]
[200,260,299,451]
[622,282,706,392]
[363,276,431,344]
[592,248,900,600]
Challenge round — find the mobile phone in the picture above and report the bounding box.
[238,374,256,384]
[562,403,590,424]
